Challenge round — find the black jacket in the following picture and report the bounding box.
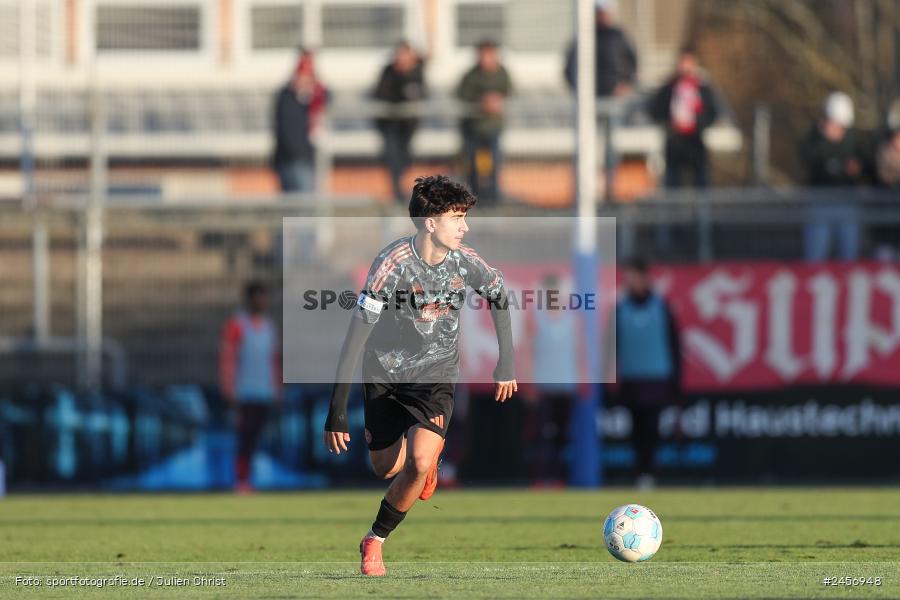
[649,75,718,139]
[799,125,871,187]
[565,24,637,97]
[373,63,426,133]
[273,85,314,164]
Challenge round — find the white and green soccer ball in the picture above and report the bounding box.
[603,504,663,562]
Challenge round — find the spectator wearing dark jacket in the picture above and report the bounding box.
[877,130,900,188]
[564,0,637,98]
[799,92,867,188]
[273,50,328,193]
[649,46,718,188]
[564,0,637,199]
[374,42,426,202]
[457,39,513,203]
[800,92,865,261]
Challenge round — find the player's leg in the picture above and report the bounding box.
[384,424,444,512]
[368,435,406,479]
[363,381,410,478]
[361,424,443,575]
[359,382,410,576]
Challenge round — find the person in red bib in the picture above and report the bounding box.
[219,281,282,493]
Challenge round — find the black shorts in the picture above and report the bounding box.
[362,381,455,451]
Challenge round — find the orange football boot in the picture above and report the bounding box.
[359,535,386,577]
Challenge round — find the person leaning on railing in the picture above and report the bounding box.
[373,41,427,203]
[456,39,513,205]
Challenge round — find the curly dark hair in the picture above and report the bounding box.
[408,175,477,229]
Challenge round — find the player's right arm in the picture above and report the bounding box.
[323,316,374,454]
[323,246,404,453]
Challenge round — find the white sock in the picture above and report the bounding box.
[366,530,386,544]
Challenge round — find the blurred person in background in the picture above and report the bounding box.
[564,0,637,99]
[219,281,282,493]
[456,40,513,204]
[273,49,328,193]
[564,0,637,199]
[526,274,578,487]
[873,112,900,259]
[374,41,427,203]
[649,46,718,188]
[613,258,681,490]
[876,129,900,188]
[799,92,867,261]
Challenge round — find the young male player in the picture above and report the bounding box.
[323,175,517,576]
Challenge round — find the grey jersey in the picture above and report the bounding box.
[355,236,505,377]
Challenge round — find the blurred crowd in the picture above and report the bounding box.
[270,0,900,224]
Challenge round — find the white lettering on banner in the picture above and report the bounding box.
[599,406,631,439]
[844,269,873,378]
[766,271,805,379]
[712,399,900,438]
[873,269,900,357]
[843,269,900,379]
[808,273,838,379]
[685,270,758,381]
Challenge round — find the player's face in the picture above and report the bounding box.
[248,290,268,314]
[624,268,650,297]
[429,210,469,251]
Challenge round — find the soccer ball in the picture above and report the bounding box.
[603,504,663,562]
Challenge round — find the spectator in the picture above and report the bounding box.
[273,49,328,193]
[456,39,513,204]
[800,92,866,187]
[564,0,637,99]
[613,258,680,489]
[219,281,282,493]
[564,0,637,198]
[526,274,578,487]
[876,129,900,188]
[799,92,866,261]
[373,42,427,203]
[649,46,718,188]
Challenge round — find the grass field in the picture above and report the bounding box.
[0,488,898,598]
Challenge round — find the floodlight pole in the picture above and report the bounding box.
[20,0,50,347]
[78,25,106,391]
[571,0,602,487]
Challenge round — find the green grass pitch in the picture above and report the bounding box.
[0,488,898,598]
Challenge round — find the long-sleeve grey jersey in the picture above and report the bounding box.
[356,235,511,380]
[324,235,515,431]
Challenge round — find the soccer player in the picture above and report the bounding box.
[323,175,517,576]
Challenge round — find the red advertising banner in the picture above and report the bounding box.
[658,262,900,391]
[455,262,900,391]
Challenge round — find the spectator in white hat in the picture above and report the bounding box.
[800,92,865,187]
[799,92,869,261]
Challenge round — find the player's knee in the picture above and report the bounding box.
[407,453,433,479]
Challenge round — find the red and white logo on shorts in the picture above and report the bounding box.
[364,428,372,444]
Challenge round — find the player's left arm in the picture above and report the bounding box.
[461,246,517,402]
